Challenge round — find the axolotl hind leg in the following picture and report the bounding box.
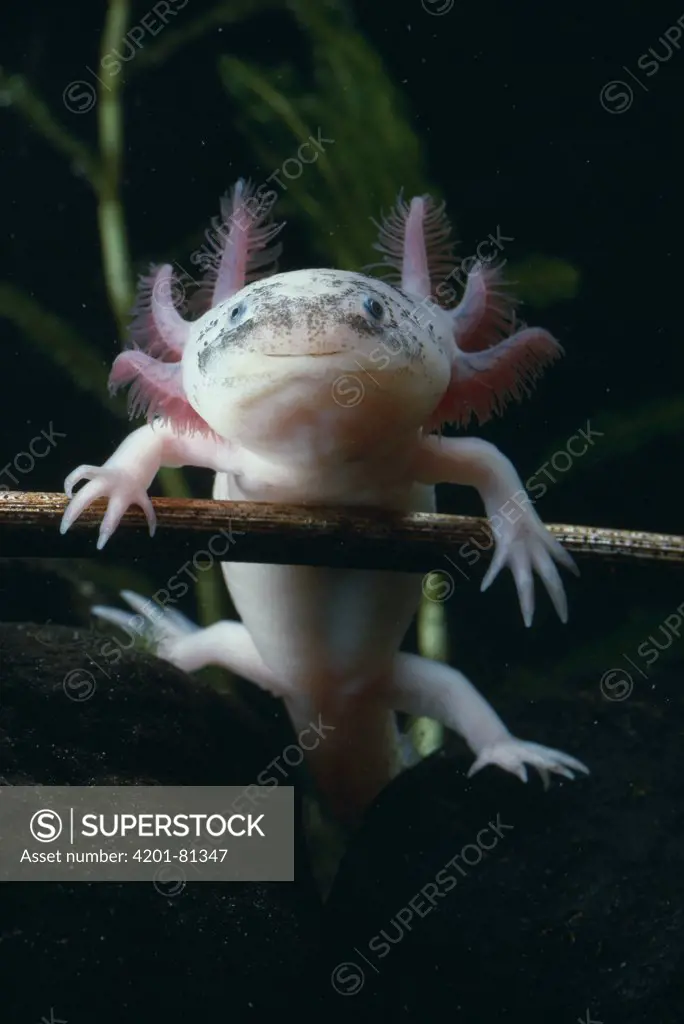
[92,595,588,800]
[92,590,293,699]
[385,653,589,788]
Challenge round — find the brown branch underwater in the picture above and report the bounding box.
[1,492,682,570]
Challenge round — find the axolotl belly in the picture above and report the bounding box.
[213,445,436,817]
[61,180,588,824]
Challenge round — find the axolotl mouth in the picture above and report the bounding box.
[263,351,344,357]
[184,346,424,454]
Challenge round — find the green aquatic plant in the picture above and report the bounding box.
[506,253,581,309]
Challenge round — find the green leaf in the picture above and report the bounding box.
[586,399,684,461]
[506,254,580,308]
[0,283,119,409]
[534,397,684,475]
[502,603,680,702]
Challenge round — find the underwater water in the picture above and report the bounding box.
[1,0,682,1021]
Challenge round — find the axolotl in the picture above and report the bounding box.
[60,180,588,823]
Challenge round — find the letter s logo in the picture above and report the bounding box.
[30,809,63,842]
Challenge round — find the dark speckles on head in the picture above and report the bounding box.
[382,333,403,354]
[249,276,291,294]
[345,313,384,339]
[198,316,261,373]
[193,266,434,374]
[390,286,416,305]
[258,295,295,333]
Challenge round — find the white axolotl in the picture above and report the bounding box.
[60,179,588,824]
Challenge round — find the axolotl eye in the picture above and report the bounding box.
[363,295,385,322]
[229,300,247,326]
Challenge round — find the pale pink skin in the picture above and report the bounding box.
[61,182,588,824]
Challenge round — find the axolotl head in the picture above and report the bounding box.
[181,267,453,453]
[109,181,563,455]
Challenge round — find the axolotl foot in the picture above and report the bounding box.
[91,589,199,662]
[61,464,157,551]
[466,738,589,789]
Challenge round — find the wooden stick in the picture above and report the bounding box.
[0,490,682,571]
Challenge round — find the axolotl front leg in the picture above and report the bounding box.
[60,423,238,549]
[413,434,580,626]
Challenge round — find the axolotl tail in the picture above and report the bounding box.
[283,681,404,827]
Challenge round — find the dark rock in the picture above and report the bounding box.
[0,622,322,1022]
[0,558,87,627]
[320,667,684,1023]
